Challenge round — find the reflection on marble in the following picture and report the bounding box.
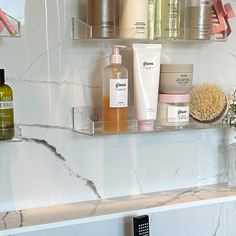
[1,184,236,235]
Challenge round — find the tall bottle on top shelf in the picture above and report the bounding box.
[0,69,14,140]
[88,0,117,38]
[148,0,156,39]
[155,0,181,39]
[119,0,148,39]
[103,45,128,133]
[184,0,212,40]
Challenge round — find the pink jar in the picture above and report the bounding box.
[157,94,190,126]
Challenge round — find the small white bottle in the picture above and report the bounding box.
[119,0,148,39]
[103,45,128,133]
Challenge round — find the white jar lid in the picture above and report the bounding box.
[161,64,193,73]
[159,93,190,103]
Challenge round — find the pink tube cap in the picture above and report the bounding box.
[138,120,154,131]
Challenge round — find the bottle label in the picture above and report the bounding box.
[167,105,189,122]
[187,0,211,7]
[109,79,128,108]
[0,101,13,110]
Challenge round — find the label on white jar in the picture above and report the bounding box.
[109,79,128,108]
[167,105,189,122]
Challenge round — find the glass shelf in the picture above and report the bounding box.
[71,17,226,42]
[72,107,223,136]
[0,11,21,37]
[0,125,22,143]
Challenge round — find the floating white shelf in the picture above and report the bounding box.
[1,184,236,235]
[72,107,224,136]
[0,12,21,37]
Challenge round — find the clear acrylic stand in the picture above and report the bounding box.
[72,17,92,39]
[71,17,226,42]
[0,11,21,37]
[72,107,223,136]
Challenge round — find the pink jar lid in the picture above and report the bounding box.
[159,93,190,103]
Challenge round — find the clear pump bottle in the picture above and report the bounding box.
[103,45,128,133]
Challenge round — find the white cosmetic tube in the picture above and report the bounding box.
[132,44,162,131]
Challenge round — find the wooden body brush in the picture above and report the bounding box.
[190,84,228,123]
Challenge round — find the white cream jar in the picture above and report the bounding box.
[159,64,193,94]
[157,94,190,127]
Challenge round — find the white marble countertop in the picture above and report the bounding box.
[1,184,236,235]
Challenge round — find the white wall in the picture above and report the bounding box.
[0,0,236,219]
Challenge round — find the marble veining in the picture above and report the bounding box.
[1,184,236,235]
[0,213,7,229]
[22,137,66,161]
[12,79,99,88]
[18,123,72,131]
[0,211,23,230]
[212,204,223,236]
[15,43,62,82]
[127,155,144,194]
[146,188,201,208]
[22,136,101,199]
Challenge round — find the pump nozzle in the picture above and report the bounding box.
[110,45,126,64]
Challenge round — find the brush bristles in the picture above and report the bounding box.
[190,84,227,122]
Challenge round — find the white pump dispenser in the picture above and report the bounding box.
[103,45,129,133]
[110,45,126,64]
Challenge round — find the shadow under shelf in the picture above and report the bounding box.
[72,107,224,136]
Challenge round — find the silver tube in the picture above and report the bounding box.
[184,0,212,40]
[88,0,116,38]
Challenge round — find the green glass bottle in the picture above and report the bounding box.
[0,69,14,140]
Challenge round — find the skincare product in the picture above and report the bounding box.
[103,45,128,133]
[190,84,228,123]
[119,0,148,39]
[185,0,212,40]
[211,0,228,40]
[155,0,181,39]
[158,94,190,126]
[132,43,162,131]
[211,0,235,40]
[0,69,14,140]
[88,0,116,38]
[159,64,193,94]
[148,0,155,39]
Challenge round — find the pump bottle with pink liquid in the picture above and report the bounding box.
[103,45,128,133]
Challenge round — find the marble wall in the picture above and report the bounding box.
[0,0,236,218]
